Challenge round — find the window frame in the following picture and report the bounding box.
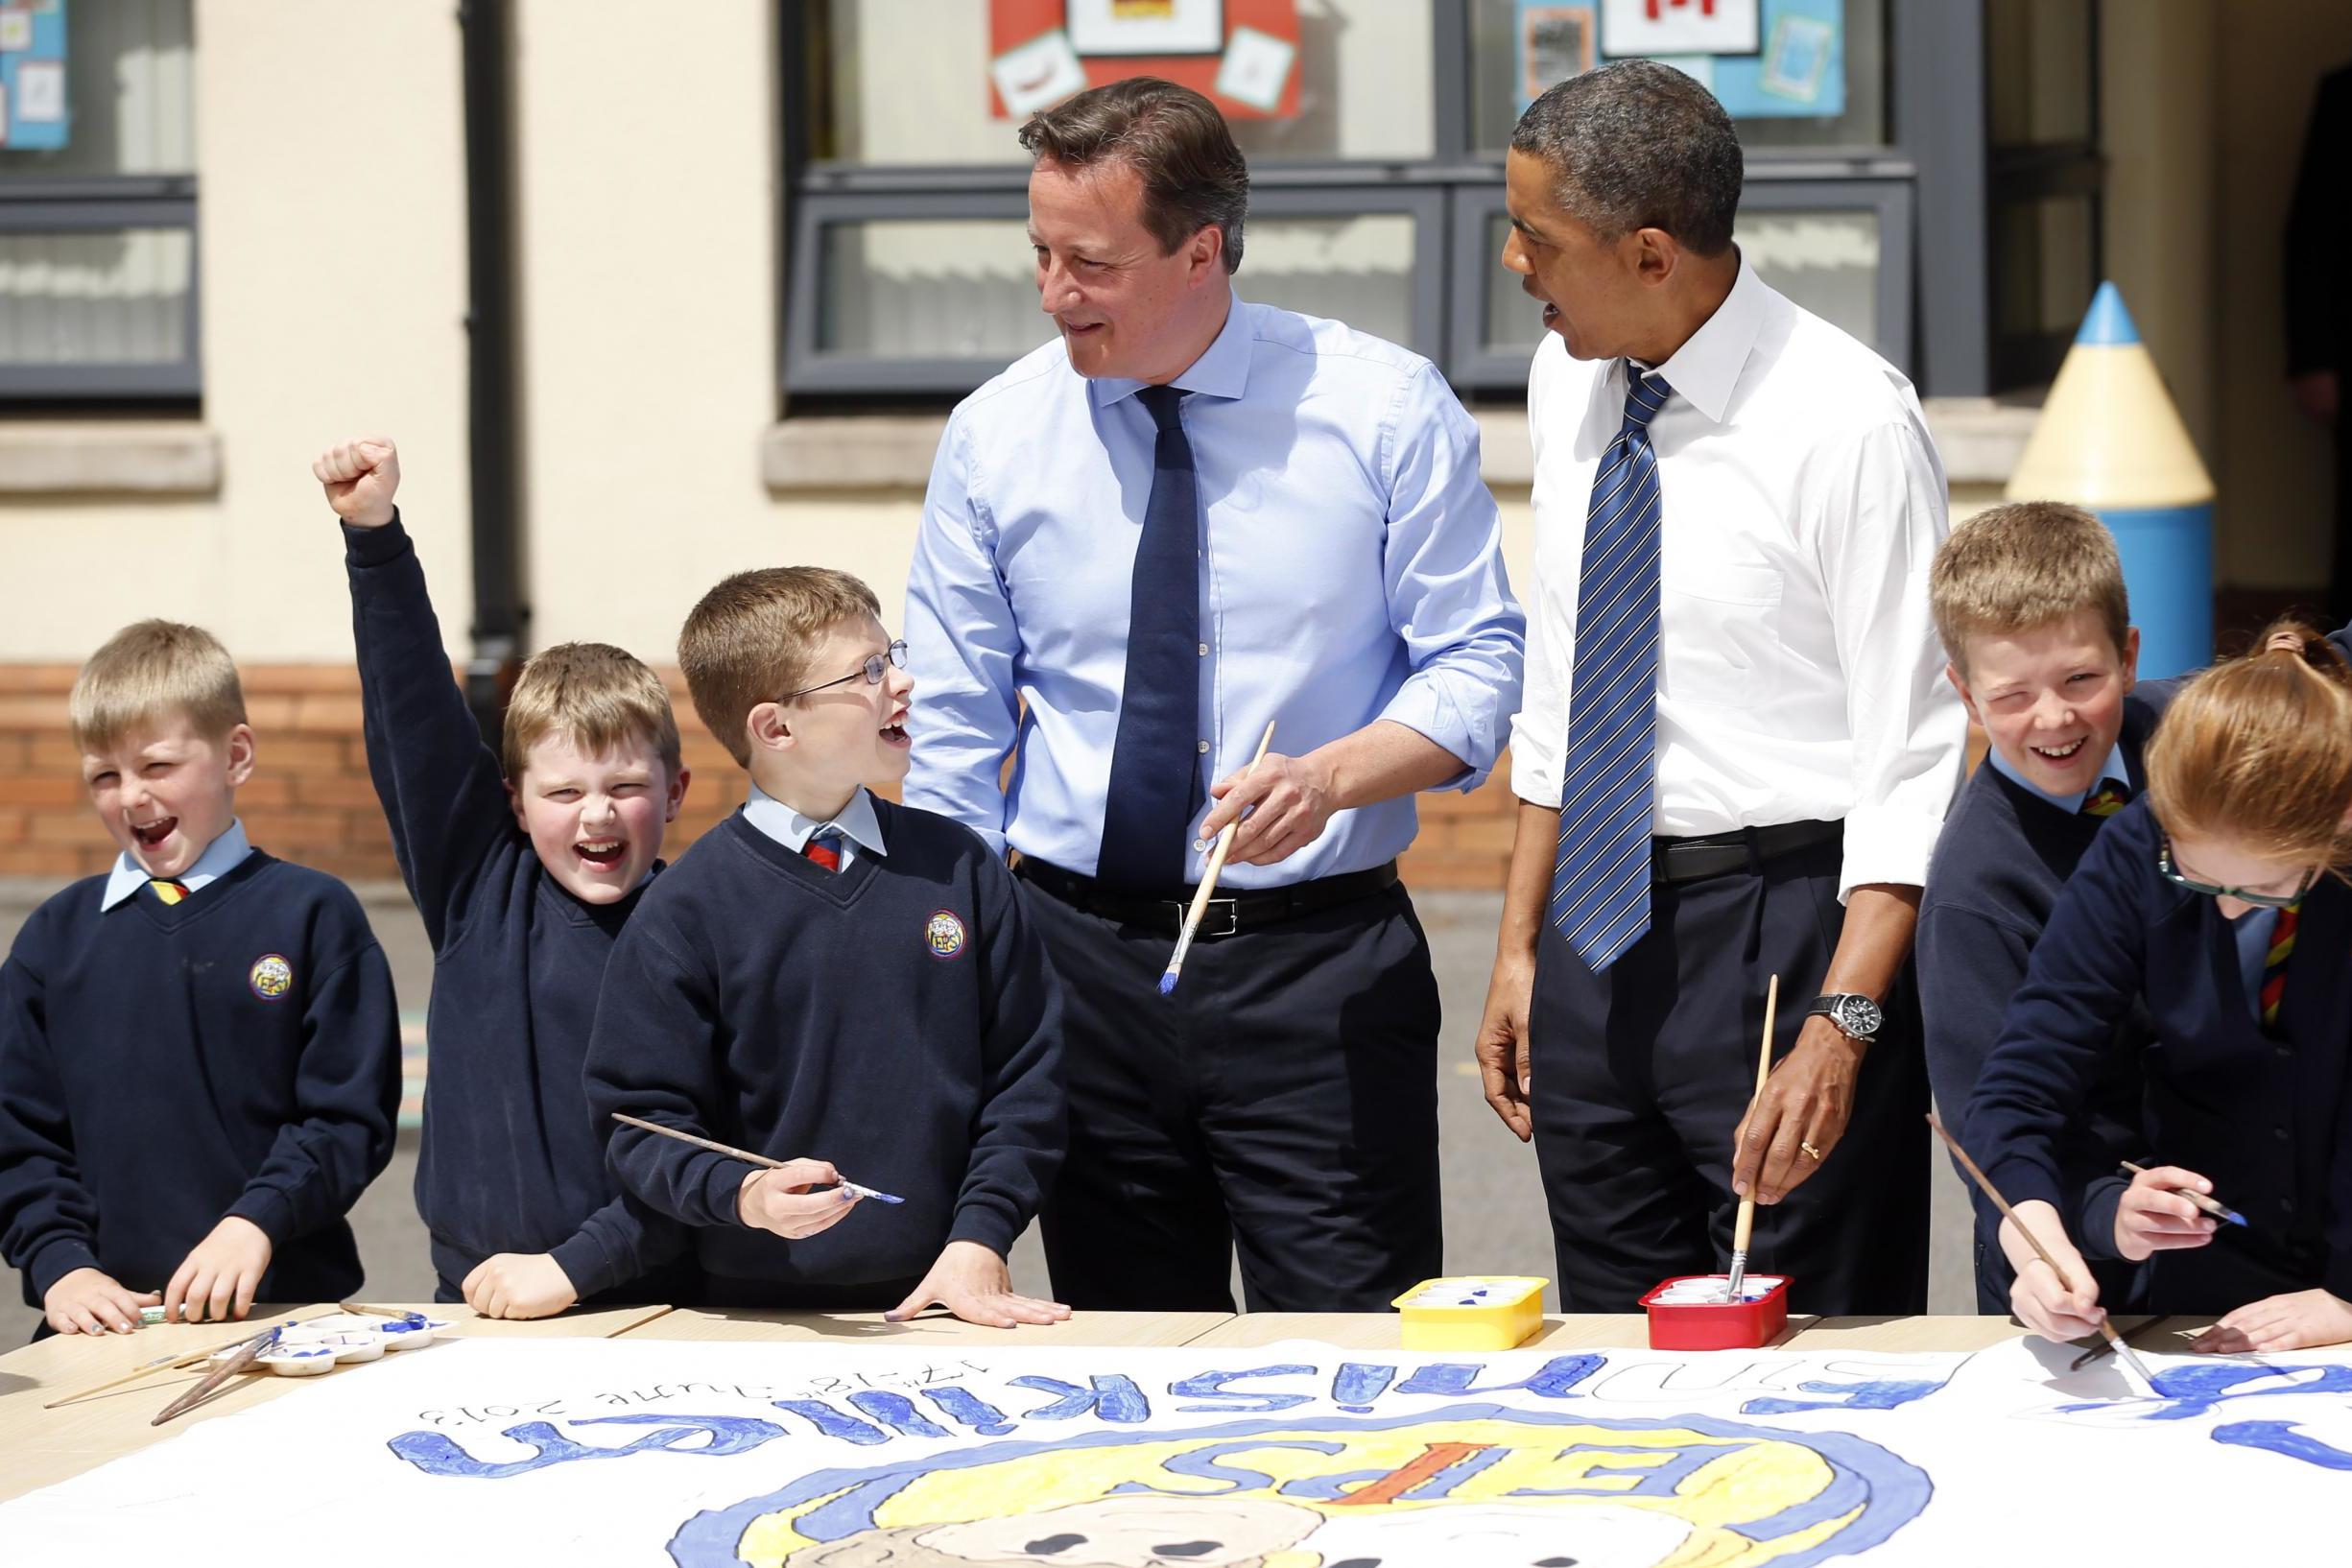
[0,175,202,402]
[780,1,2051,407]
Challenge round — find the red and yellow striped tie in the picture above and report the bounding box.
[2261,901,2300,1032]
[2080,780,2129,818]
[149,878,190,906]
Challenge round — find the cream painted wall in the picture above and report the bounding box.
[513,0,921,664]
[2212,0,2352,589]
[0,0,470,663]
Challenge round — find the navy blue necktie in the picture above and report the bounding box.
[1551,367,1674,969]
[1097,384,1200,891]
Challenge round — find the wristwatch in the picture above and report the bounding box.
[1805,992,1884,1043]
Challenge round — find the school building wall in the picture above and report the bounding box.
[0,0,2340,890]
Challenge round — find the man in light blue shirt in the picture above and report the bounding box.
[905,78,1523,1314]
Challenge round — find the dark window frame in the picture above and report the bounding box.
[780,1,2042,407]
[0,175,202,402]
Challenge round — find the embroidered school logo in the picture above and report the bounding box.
[248,953,294,1000]
[924,910,967,961]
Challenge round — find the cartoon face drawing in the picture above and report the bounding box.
[1298,1502,1693,1568]
[783,1496,1321,1567]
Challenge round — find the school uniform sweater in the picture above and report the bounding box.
[1917,691,2164,1311]
[0,852,398,1307]
[1966,796,2352,1309]
[583,804,1065,1300]
[345,515,690,1301]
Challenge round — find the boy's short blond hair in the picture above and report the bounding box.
[69,619,247,753]
[677,567,882,769]
[1929,501,2130,675]
[501,642,682,783]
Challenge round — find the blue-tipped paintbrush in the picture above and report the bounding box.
[1160,720,1277,996]
[2120,1160,2248,1228]
[610,1111,900,1205]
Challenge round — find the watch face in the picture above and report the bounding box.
[1835,995,1885,1037]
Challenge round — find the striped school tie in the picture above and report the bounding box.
[1550,367,1674,970]
[148,878,191,906]
[2080,779,2129,818]
[2260,901,2300,1033]
[803,827,843,873]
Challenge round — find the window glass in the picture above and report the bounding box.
[817,1,1435,166]
[1468,0,1888,155]
[0,228,193,366]
[1477,203,1881,358]
[819,212,1417,359]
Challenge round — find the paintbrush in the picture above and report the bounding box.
[1161,720,1277,996]
[151,1323,282,1426]
[2119,1160,2248,1228]
[2071,1316,2176,1371]
[339,1301,431,1326]
[42,1310,332,1410]
[609,1112,902,1203]
[1926,1111,2157,1390]
[1725,974,1780,1302]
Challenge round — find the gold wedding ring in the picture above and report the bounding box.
[1798,1141,1823,1161]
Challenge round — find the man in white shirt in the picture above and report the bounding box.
[1473,61,1965,1315]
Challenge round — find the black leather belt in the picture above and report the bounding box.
[1651,819,1842,886]
[1016,857,1400,938]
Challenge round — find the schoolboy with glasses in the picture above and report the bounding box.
[1969,623,2352,1353]
[584,568,1069,1326]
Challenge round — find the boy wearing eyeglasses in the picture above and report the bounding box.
[1969,624,2352,1353]
[582,568,1069,1327]
[321,437,698,1319]
[1918,502,2160,1315]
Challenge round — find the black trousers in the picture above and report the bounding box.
[1024,877,1443,1313]
[1530,835,1930,1317]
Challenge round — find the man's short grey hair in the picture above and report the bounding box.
[1510,59,1744,256]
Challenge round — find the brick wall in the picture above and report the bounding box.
[0,662,1529,888]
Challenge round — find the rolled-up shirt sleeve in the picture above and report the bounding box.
[1374,363,1526,792]
[903,415,1025,853]
[1812,418,1966,897]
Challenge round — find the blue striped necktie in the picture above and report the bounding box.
[1551,367,1674,970]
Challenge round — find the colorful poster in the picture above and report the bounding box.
[1599,0,1760,58]
[1515,0,1844,119]
[0,0,65,151]
[9,1337,2352,1562]
[988,0,1301,121]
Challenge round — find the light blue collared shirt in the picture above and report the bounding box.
[99,818,254,912]
[1985,742,2129,817]
[741,783,887,871]
[904,295,1525,888]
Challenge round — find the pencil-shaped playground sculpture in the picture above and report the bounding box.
[1927,1111,2156,1390]
[1159,720,1276,996]
[1725,974,1779,1302]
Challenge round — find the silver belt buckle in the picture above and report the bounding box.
[1171,897,1241,938]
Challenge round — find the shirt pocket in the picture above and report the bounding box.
[1659,562,1784,708]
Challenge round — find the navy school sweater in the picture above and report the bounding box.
[1917,690,2165,1312]
[583,803,1066,1302]
[344,515,691,1301]
[1965,796,2352,1310]
[0,852,398,1307]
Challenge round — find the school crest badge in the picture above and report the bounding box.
[249,953,294,1000]
[924,910,966,961]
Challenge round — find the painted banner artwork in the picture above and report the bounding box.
[2,1336,2339,1561]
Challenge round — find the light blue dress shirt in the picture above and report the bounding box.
[904,295,1524,889]
[99,818,253,912]
[1984,741,2129,817]
[741,783,887,871]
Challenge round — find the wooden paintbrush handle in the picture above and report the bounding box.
[1730,976,1781,1255]
[1180,720,1277,929]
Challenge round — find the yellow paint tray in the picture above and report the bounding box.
[1390,1275,1548,1350]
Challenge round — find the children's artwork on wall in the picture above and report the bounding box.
[1514,0,1844,118]
[987,0,1301,122]
[0,0,67,152]
[9,1337,2352,1562]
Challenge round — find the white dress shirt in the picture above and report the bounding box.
[742,783,888,871]
[99,818,253,912]
[1511,260,1966,898]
